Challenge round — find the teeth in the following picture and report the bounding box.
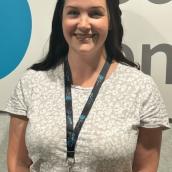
[74,33,96,39]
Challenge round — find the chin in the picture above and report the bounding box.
[74,45,96,54]
[75,48,95,55]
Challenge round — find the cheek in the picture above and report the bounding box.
[94,20,109,36]
[62,19,76,37]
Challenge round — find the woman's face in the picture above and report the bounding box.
[62,0,109,56]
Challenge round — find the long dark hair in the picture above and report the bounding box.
[29,0,140,71]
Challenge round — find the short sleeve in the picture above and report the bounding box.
[1,70,32,117]
[139,76,171,130]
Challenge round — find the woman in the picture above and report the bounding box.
[4,0,170,172]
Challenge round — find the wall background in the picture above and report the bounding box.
[0,0,171,171]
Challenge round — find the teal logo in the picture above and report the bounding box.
[0,0,32,79]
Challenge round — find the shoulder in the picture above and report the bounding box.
[22,68,49,81]
[119,63,154,87]
[18,69,45,87]
[119,63,166,106]
[118,63,163,102]
[20,64,63,86]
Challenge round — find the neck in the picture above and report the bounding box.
[67,48,107,86]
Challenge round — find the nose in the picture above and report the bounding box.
[77,14,91,32]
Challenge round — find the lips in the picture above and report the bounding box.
[73,33,97,40]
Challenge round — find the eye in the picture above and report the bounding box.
[67,10,79,17]
[89,11,103,18]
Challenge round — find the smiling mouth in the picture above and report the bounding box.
[73,33,97,39]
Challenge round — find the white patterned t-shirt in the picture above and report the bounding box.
[2,62,170,172]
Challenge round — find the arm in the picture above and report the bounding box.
[7,114,33,172]
[132,127,162,172]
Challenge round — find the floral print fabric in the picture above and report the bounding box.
[3,62,170,172]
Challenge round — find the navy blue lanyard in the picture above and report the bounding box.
[64,57,110,163]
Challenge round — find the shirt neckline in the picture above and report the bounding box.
[70,62,122,91]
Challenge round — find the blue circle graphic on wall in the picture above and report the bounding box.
[0,0,32,79]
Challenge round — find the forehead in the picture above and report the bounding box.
[64,0,107,9]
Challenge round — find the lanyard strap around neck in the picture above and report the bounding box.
[64,57,110,160]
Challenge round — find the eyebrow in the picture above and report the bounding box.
[65,6,105,11]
